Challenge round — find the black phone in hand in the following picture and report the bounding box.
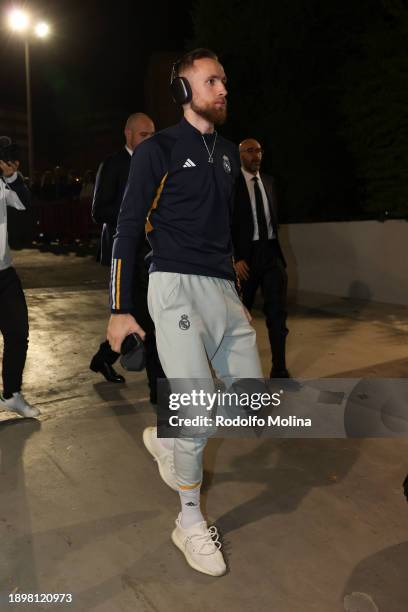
[120,333,145,371]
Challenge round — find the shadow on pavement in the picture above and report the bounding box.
[0,418,42,594]
[342,541,408,612]
[211,437,362,536]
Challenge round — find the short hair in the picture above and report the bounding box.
[124,112,150,131]
[175,48,218,76]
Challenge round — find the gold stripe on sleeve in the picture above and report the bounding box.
[145,172,168,234]
[115,259,122,309]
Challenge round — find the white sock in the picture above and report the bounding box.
[179,486,204,529]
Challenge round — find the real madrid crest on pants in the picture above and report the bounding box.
[222,154,231,174]
[179,314,191,330]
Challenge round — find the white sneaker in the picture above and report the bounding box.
[171,514,226,576]
[142,426,178,491]
[0,393,40,418]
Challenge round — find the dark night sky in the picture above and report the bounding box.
[1,0,193,103]
[2,1,406,221]
[0,0,193,166]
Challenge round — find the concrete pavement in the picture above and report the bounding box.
[0,248,407,612]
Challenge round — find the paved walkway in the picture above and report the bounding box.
[1,249,407,612]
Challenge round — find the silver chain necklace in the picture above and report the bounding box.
[201,131,218,164]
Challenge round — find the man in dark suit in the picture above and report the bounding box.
[232,138,289,378]
[90,113,165,402]
[92,113,155,266]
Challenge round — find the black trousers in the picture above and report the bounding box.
[241,240,288,372]
[0,267,29,398]
[93,255,165,395]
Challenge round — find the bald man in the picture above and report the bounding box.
[232,138,289,377]
[92,113,155,267]
[90,113,165,399]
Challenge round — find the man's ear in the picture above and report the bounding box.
[13,160,20,169]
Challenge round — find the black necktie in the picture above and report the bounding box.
[252,177,268,241]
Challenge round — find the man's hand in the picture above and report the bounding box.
[107,313,145,353]
[234,259,250,281]
[0,160,18,178]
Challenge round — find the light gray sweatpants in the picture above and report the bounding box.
[148,272,263,488]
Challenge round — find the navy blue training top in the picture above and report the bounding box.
[110,117,240,313]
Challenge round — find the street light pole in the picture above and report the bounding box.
[24,39,34,183]
[6,9,50,183]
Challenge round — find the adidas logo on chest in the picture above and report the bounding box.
[183,158,196,168]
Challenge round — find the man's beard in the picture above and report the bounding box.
[191,99,227,126]
[248,162,261,173]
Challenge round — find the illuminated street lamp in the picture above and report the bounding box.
[8,8,30,32]
[34,22,50,39]
[6,9,51,182]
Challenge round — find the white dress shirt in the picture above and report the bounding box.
[241,168,275,240]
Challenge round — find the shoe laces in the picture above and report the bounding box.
[189,526,222,555]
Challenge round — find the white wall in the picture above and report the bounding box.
[279,220,407,305]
